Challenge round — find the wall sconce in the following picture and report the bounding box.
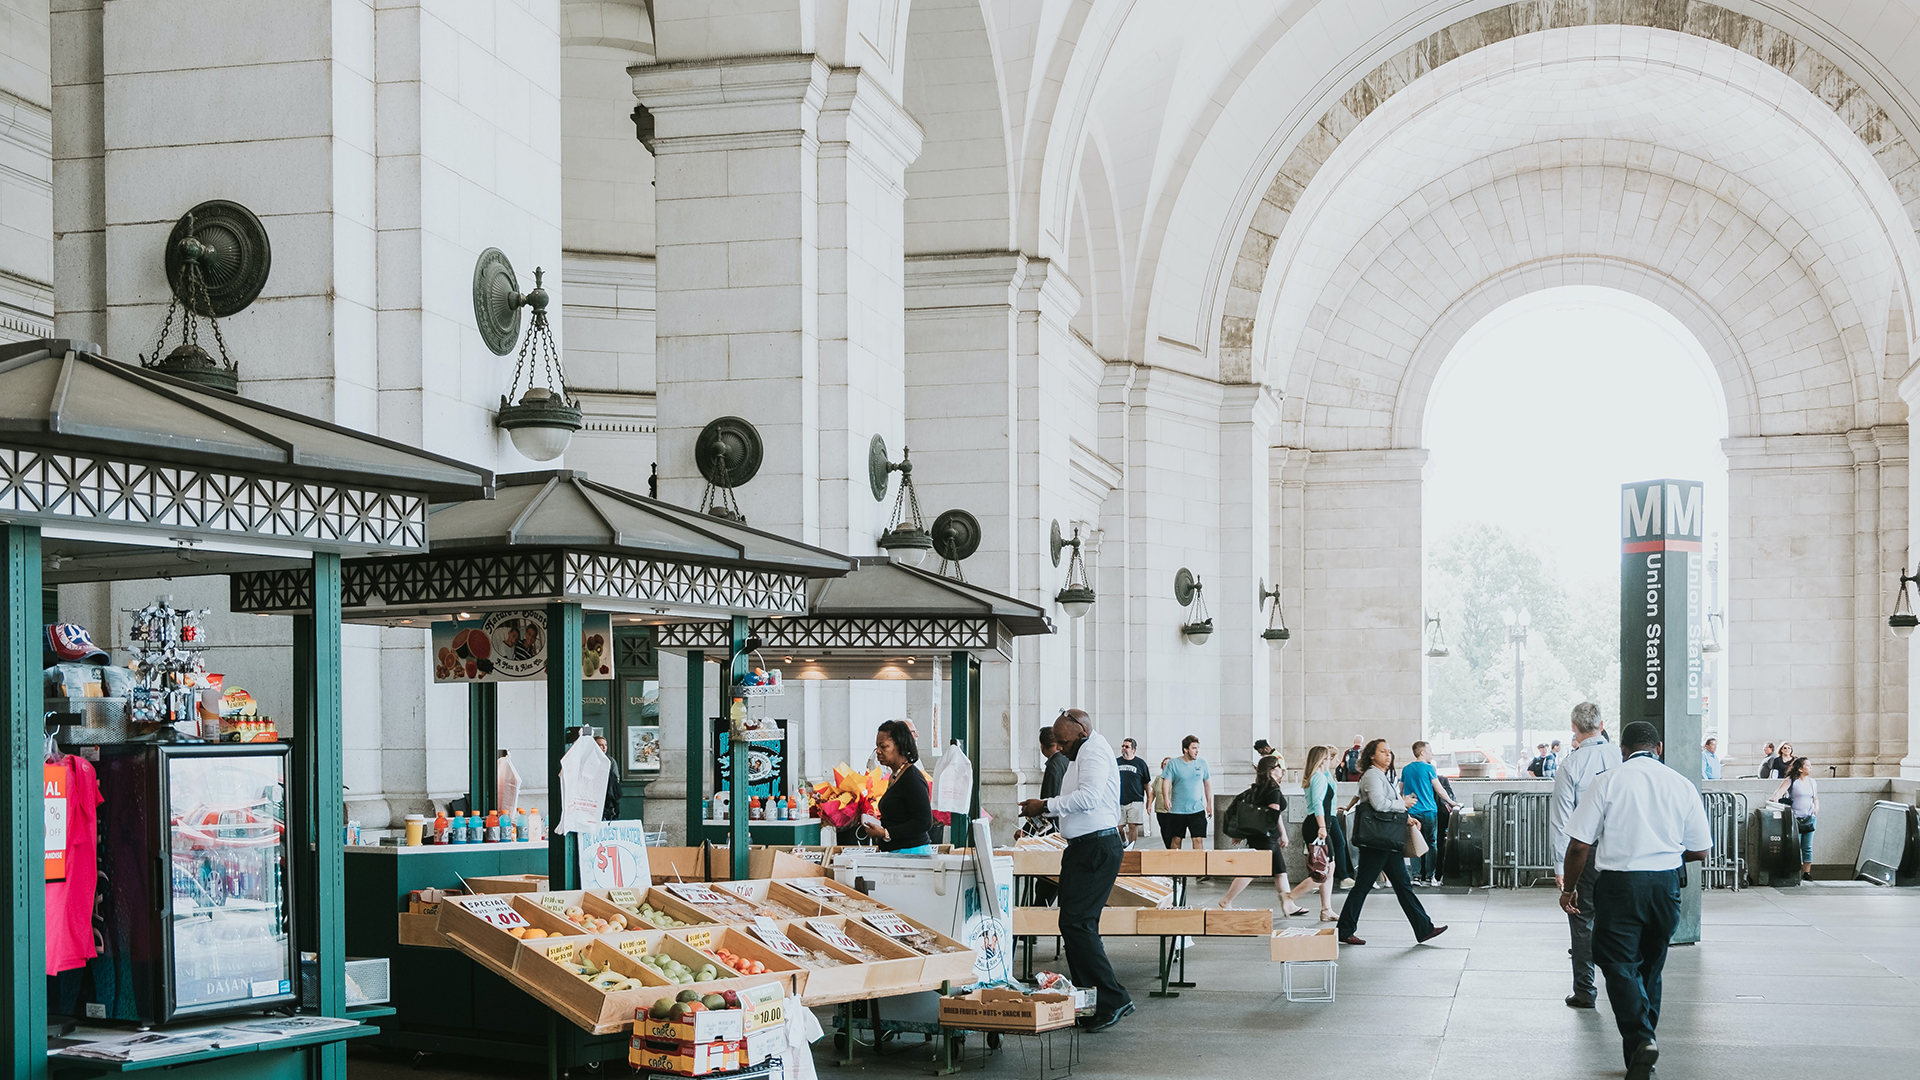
[1175,568,1211,644]
[694,416,762,522]
[1891,562,1918,638]
[142,201,272,392]
[1051,520,1095,618]
[1701,610,1723,654]
[932,509,981,582]
[1259,578,1289,648]
[1424,611,1450,658]
[475,249,581,461]
[873,439,931,566]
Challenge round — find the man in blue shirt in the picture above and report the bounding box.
[1161,736,1212,849]
[1400,742,1457,884]
[1700,738,1720,780]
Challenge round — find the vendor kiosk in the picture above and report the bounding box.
[0,339,493,1080]
[230,470,854,1073]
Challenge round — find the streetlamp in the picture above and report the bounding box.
[1502,607,1530,765]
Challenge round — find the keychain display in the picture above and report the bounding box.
[126,596,213,736]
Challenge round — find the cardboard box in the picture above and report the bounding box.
[635,1002,747,1043]
[397,912,451,949]
[1205,908,1273,936]
[743,1025,784,1065]
[628,1037,740,1076]
[1269,927,1340,962]
[1010,907,1137,936]
[467,873,548,894]
[1119,849,1207,876]
[1207,849,1273,876]
[937,988,1076,1033]
[1135,907,1206,935]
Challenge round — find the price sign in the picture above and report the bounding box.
[680,928,714,950]
[750,917,806,959]
[787,880,845,901]
[719,881,757,899]
[540,894,571,914]
[789,848,825,864]
[666,883,734,907]
[545,941,575,965]
[807,919,864,954]
[605,888,640,910]
[465,895,529,931]
[618,938,650,959]
[861,913,918,939]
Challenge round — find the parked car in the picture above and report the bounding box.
[1435,749,1515,780]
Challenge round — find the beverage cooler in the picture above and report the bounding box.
[94,742,298,1023]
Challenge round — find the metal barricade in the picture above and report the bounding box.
[1486,791,1556,888]
[1700,791,1746,891]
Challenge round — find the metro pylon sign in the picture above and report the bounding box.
[1620,479,1705,731]
[1620,478,1705,944]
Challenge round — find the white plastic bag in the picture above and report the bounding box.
[931,740,973,815]
[496,751,521,811]
[555,735,610,835]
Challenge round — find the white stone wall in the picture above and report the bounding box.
[0,0,50,341]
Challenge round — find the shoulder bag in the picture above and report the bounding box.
[1351,801,1408,851]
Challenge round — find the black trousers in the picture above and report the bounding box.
[1336,844,1435,939]
[1594,869,1680,1066]
[1058,831,1130,1015]
[1566,860,1601,998]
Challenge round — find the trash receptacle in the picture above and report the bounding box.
[1442,808,1484,887]
[1754,804,1798,887]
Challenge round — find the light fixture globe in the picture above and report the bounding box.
[1892,612,1918,639]
[1182,618,1214,645]
[1262,626,1290,648]
[878,525,933,567]
[1056,585,1096,619]
[497,386,583,461]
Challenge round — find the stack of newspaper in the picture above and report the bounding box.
[54,1016,360,1063]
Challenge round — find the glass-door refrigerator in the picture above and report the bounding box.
[95,742,297,1023]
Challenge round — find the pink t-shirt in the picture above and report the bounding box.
[47,754,103,974]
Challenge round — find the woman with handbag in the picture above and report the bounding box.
[1293,745,1339,920]
[1217,756,1310,914]
[1336,739,1447,946]
[1770,756,1818,881]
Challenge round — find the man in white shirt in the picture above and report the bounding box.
[1549,701,1623,1010]
[1560,721,1713,1080]
[1019,708,1131,1031]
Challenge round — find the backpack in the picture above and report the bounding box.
[1224,784,1282,840]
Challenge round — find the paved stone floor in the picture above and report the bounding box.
[349,881,1920,1079]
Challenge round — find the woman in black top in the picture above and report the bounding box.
[1217,755,1310,916]
[866,720,934,854]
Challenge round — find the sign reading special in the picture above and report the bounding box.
[431,610,615,683]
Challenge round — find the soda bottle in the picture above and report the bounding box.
[485,810,501,843]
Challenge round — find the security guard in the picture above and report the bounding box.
[1559,721,1712,1080]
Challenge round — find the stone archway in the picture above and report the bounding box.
[1219,1,1920,378]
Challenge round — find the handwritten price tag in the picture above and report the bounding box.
[788,880,845,901]
[545,941,575,965]
[539,894,571,914]
[606,888,640,909]
[618,938,650,959]
[807,919,864,954]
[680,928,714,950]
[751,916,806,958]
[861,913,918,939]
[465,895,529,931]
[666,884,733,907]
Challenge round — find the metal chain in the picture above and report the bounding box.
[142,210,235,374]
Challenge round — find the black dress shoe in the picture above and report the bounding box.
[1565,994,1595,1009]
[1627,1040,1659,1080]
[1078,1001,1134,1031]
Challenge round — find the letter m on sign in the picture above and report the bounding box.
[1664,483,1702,541]
[1622,485,1661,538]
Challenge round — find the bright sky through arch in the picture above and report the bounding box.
[1424,286,1729,587]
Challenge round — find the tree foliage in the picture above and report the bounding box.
[1426,524,1617,742]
